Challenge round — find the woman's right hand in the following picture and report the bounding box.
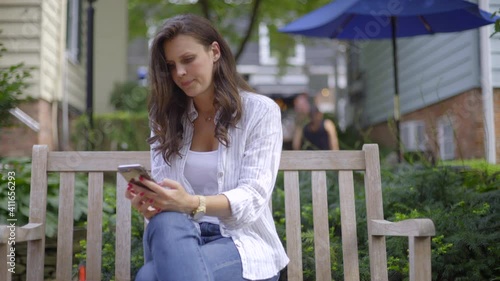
[125,183,160,219]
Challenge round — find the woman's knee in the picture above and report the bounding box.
[145,212,197,240]
[149,211,190,226]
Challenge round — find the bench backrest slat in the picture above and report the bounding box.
[339,171,360,281]
[27,145,48,281]
[116,174,132,281]
[284,171,303,281]
[311,171,332,281]
[47,152,151,172]
[0,245,10,281]
[279,151,365,170]
[363,145,388,280]
[86,172,104,281]
[56,172,76,281]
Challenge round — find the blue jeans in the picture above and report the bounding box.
[135,212,280,281]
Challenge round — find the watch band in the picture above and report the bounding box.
[191,195,206,220]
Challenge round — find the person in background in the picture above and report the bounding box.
[292,104,339,150]
[292,93,311,129]
[126,14,288,281]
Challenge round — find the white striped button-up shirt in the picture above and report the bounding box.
[150,91,289,280]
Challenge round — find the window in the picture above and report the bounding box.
[438,117,455,160]
[258,23,304,66]
[66,0,82,63]
[400,120,427,152]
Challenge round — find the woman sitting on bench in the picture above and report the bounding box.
[125,14,289,281]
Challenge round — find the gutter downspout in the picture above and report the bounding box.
[479,0,496,164]
[60,0,69,150]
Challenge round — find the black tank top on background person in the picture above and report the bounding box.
[302,120,330,150]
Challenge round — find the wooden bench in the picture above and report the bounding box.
[0,144,435,281]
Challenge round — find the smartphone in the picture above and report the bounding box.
[118,164,154,191]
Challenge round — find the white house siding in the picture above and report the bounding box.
[62,0,86,112]
[493,66,500,87]
[40,0,61,102]
[65,59,86,110]
[0,0,42,98]
[0,0,85,112]
[360,30,480,125]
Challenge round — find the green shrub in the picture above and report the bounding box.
[272,163,500,281]
[109,81,149,112]
[0,38,33,128]
[73,111,150,151]
[382,165,499,281]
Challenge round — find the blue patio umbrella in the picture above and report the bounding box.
[279,0,497,160]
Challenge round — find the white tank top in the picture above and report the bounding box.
[184,150,219,224]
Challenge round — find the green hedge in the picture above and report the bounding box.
[272,163,499,281]
[73,111,150,151]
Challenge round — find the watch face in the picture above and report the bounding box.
[193,210,205,220]
[192,195,206,220]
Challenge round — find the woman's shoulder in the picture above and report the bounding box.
[239,90,279,112]
[323,118,336,131]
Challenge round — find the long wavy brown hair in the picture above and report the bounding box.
[147,14,253,165]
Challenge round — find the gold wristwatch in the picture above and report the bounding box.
[191,195,206,220]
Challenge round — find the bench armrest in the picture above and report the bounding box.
[0,223,44,243]
[370,219,435,281]
[370,219,435,237]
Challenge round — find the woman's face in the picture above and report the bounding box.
[163,35,220,99]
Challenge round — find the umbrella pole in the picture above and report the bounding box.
[391,16,402,163]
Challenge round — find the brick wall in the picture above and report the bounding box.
[369,89,488,161]
[0,99,54,157]
[370,122,398,149]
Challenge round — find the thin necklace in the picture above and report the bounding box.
[202,113,215,122]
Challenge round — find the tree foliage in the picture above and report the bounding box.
[0,39,32,128]
[128,0,331,62]
[496,19,500,36]
[491,8,500,40]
